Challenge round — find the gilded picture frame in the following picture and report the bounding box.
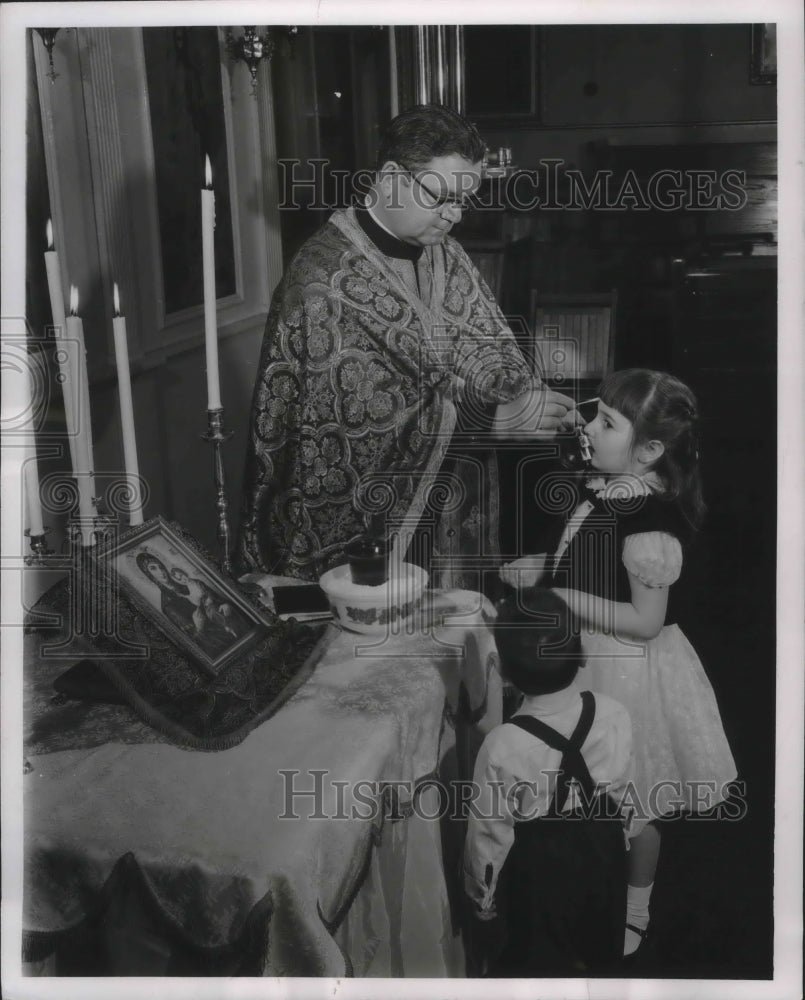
[93,516,275,676]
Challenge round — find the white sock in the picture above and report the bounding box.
[624,882,653,956]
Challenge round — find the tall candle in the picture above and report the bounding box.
[112,283,143,525]
[66,287,96,545]
[44,220,78,470]
[44,220,66,333]
[76,306,96,483]
[201,155,222,410]
[24,441,45,537]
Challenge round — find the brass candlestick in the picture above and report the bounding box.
[66,490,102,549]
[66,502,107,552]
[24,527,54,565]
[202,408,234,576]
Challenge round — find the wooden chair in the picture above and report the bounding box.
[529,290,617,392]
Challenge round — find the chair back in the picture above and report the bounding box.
[466,248,504,300]
[530,290,617,386]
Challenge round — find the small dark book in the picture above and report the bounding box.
[272,584,332,621]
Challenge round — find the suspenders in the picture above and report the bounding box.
[506,691,599,816]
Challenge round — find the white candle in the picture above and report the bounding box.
[24,441,45,537]
[112,283,143,525]
[66,287,96,545]
[44,220,79,471]
[76,304,96,483]
[44,220,66,332]
[201,155,222,410]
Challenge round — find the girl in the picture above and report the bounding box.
[500,368,737,957]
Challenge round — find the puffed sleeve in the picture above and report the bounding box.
[622,531,683,588]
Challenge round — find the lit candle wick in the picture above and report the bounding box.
[113,282,121,317]
[204,154,213,189]
[69,285,79,316]
[46,219,54,250]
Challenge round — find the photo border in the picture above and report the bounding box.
[2,3,803,1000]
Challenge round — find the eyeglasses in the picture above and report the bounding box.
[402,169,475,214]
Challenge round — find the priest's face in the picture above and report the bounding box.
[376,154,482,246]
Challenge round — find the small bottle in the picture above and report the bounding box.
[578,428,592,463]
[560,427,593,470]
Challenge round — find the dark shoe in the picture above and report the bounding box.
[622,922,650,964]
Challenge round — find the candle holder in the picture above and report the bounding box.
[34,28,61,83]
[65,491,107,550]
[63,513,114,554]
[224,26,298,94]
[66,518,94,550]
[24,527,55,565]
[201,408,234,576]
[90,511,119,544]
[92,489,111,519]
[33,514,120,651]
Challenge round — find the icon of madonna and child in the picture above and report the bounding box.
[132,547,251,661]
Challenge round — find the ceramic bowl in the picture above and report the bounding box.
[318,562,428,634]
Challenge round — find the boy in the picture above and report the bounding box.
[463,587,634,976]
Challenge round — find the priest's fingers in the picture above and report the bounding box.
[493,388,576,436]
[540,388,577,412]
[534,400,568,420]
[531,412,565,431]
[559,407,586,430]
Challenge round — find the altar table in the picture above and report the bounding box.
[23,588,502,977]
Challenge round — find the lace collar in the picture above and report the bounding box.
[585,470,665,501]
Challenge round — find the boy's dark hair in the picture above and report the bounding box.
[376,104,486,172]
[493,588,583,696]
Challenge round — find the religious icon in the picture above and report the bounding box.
[104,516,270,674]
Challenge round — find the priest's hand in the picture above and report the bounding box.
[559,404,587,430]
[492,387,578,438]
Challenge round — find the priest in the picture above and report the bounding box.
[237,104,574,584]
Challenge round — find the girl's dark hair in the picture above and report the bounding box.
[598,368,706,530]
[376,104,486,172]
[493,588,583,697]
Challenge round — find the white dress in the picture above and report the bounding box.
[578,529,738,836]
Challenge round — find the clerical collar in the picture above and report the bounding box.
[355,203,423,263]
